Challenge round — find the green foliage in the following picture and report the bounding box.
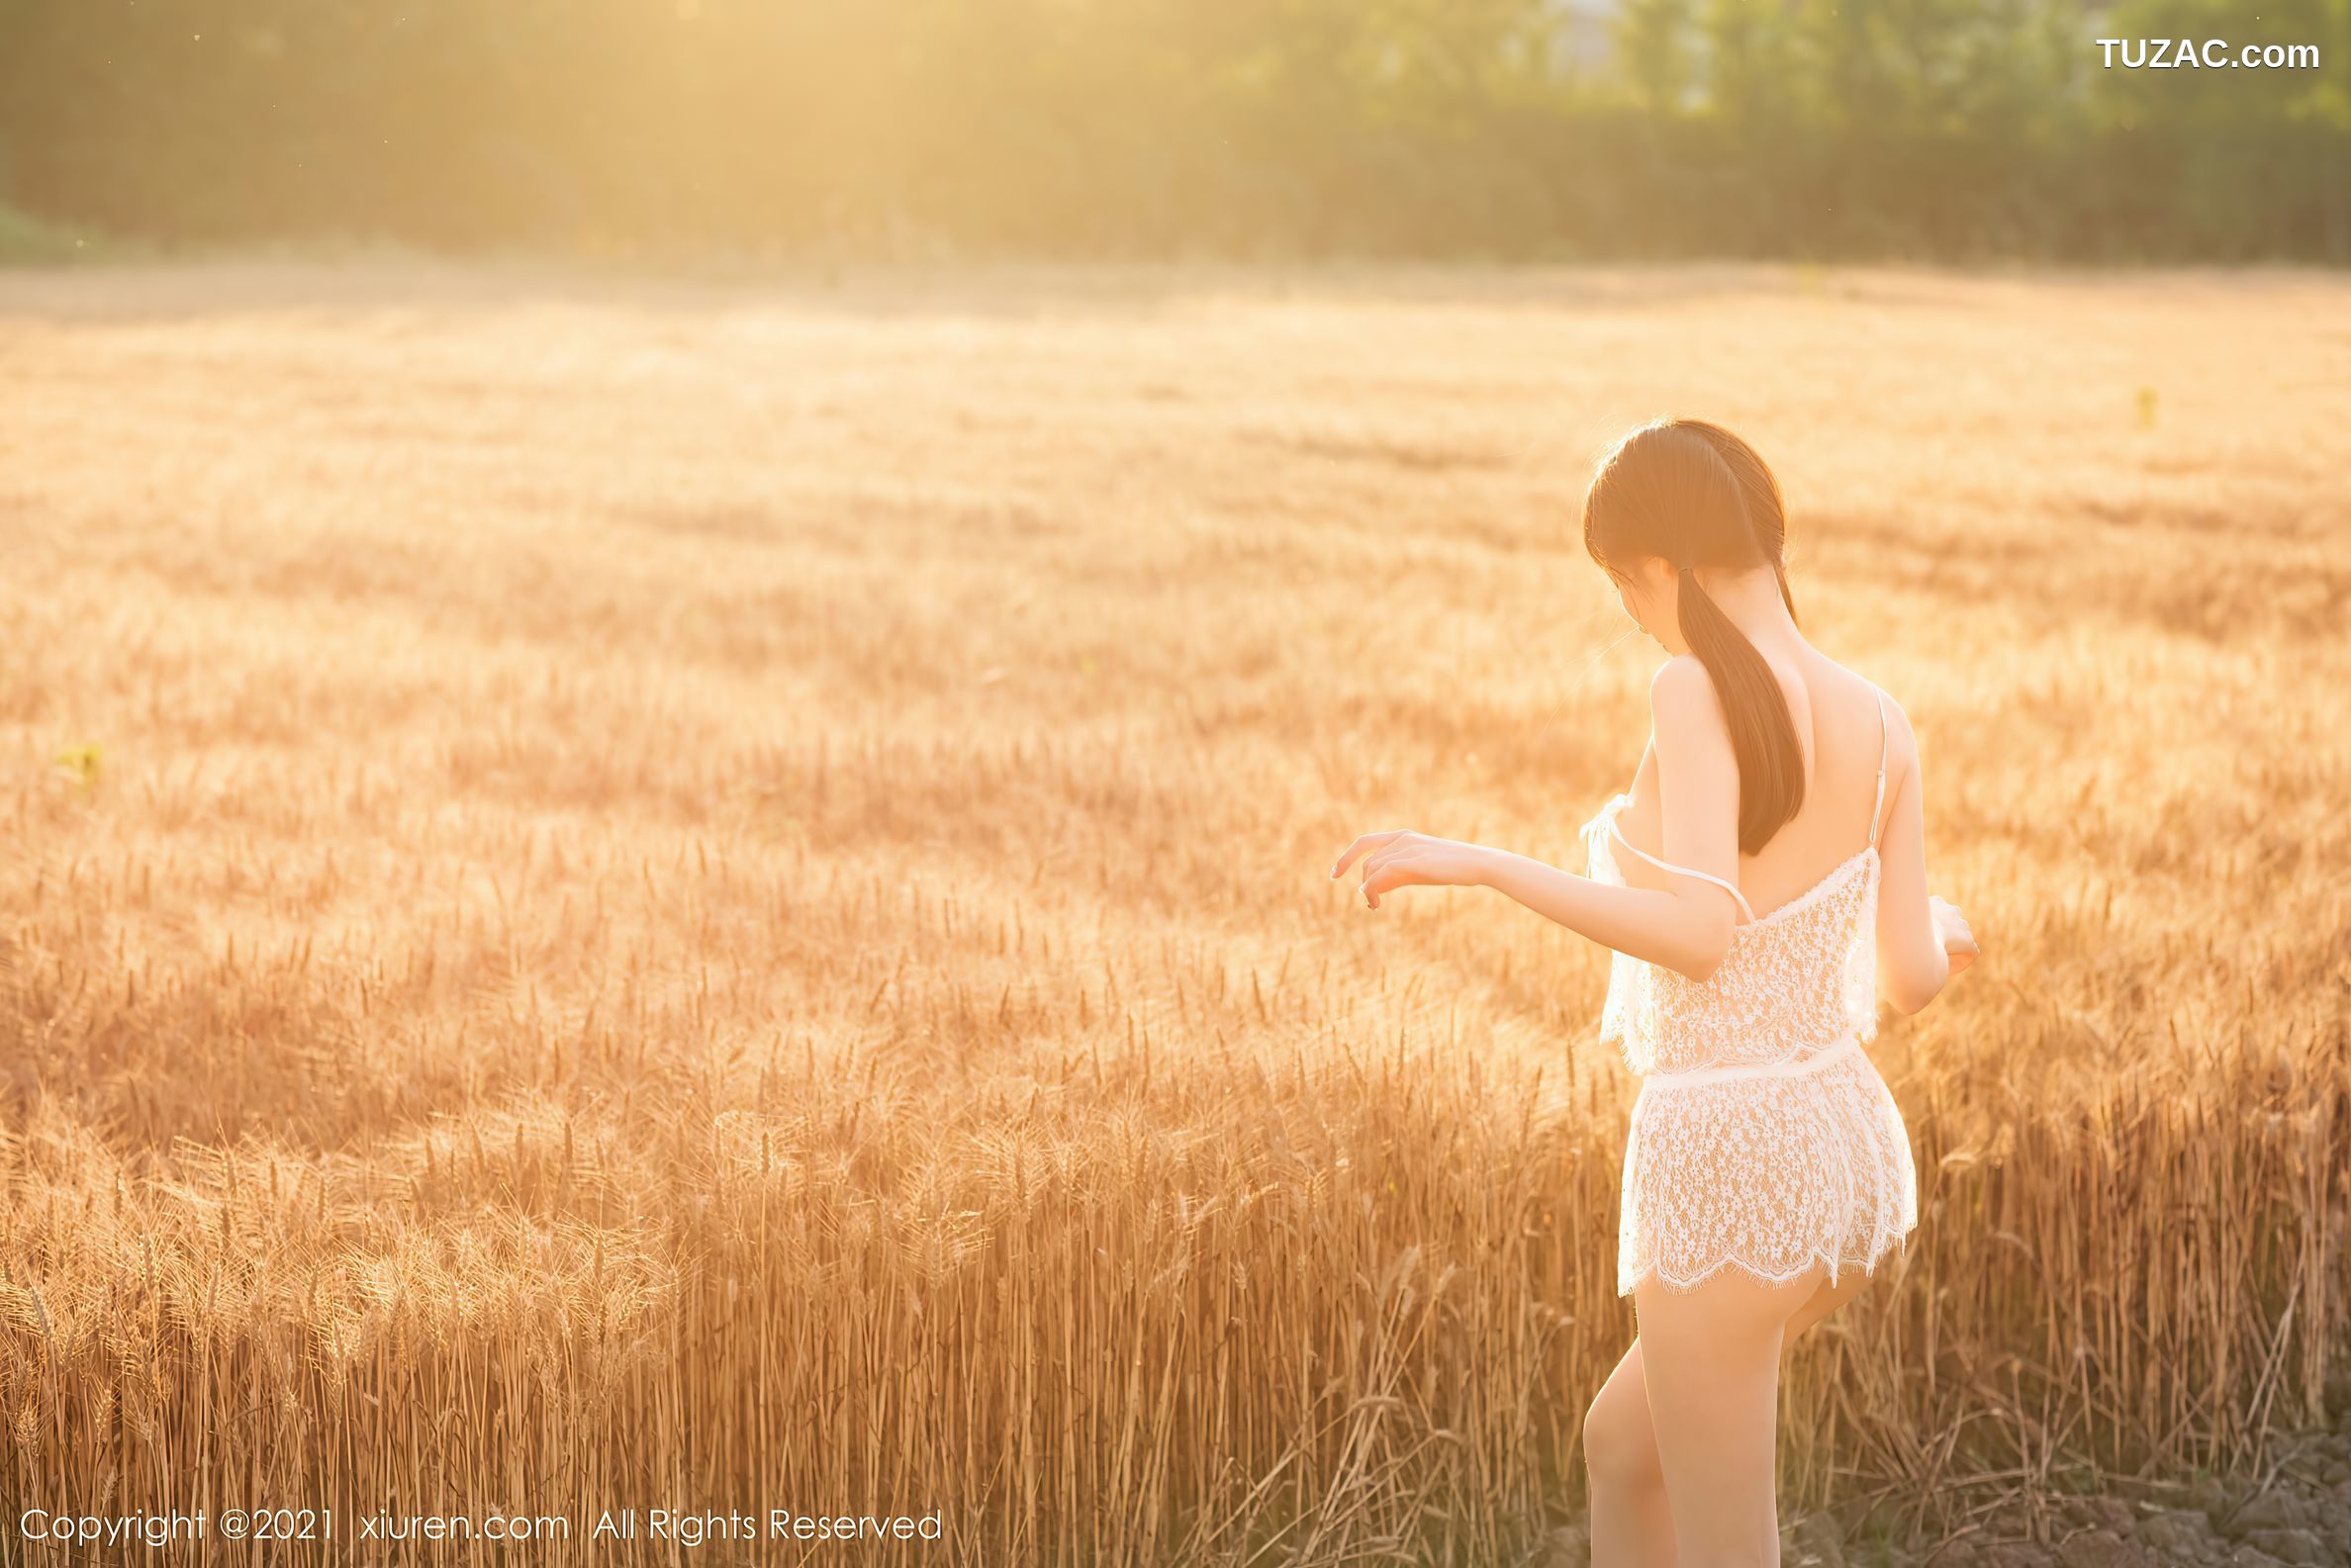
[54,743,100,790]
[0,201,109,264]
[0,0,2341,259]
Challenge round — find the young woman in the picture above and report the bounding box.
[1330,417,1976,1567]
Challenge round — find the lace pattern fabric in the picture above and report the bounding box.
[1584,789,1921,1298]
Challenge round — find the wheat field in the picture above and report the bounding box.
[2,262,2348,1566]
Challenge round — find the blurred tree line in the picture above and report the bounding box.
[0,0,2344,260]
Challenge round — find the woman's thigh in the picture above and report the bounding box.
[1632,1265,1824,1561]
[1583,1337,1665,1488]
[1588,1264,1871,1498]
[1783,1264,1874,1342]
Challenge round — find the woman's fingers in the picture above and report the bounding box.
[1361,852,1436,908]
[1332,830,1408,879]
[1940,903,1979,970]
[1360,842,1427,898]
[1929,893,1978,976]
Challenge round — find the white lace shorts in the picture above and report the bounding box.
[1618,1040,1920,1297]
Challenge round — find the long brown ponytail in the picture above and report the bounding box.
[1582,418,1805,856]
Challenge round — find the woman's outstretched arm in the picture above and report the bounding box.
[1468,845,1738,981]
[1333,657,1745,982]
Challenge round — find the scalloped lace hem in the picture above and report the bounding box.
[1618,1230,1916,1299]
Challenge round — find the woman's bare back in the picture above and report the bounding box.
[1611,651,1899,920]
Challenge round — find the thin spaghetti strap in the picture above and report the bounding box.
[1867,687,1891,850]
[1608,816,1758,923]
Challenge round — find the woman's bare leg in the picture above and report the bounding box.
[1633,1264,1827,1568]
[1582,1338,1677,1568]
[1781,1265,1871,1342]
[1581,1265,1872,1567]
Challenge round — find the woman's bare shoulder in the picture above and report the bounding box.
[1647,653,1719,718]
[1825,659,1920,775]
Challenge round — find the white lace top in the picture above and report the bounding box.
[1583,687,1921,1296]
[1582,800,1881,1080]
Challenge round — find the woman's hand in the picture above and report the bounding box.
[1330,831,1489,909]
[1929,895,1978,977]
